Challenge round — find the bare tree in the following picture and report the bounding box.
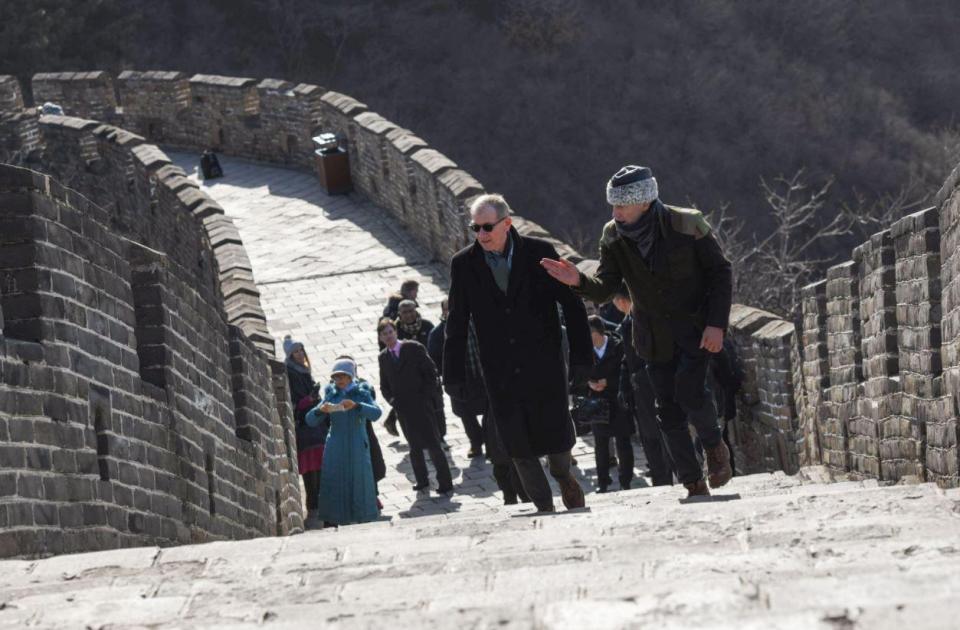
[844,173,930,241]
[733,170,856,318]
[256,0,320,78]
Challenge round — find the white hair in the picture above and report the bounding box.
[469,193,511,220]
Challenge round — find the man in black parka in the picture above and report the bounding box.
[444,193,593,513]
[542,165,733,498]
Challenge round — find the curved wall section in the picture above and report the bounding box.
[0,74,303,557]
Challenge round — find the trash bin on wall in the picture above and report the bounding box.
[313,133,352,195]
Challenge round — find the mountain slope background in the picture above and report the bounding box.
[3,0,959,285]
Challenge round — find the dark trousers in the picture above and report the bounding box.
[492,462,530,503]
[594,428,634,488]
[512,451,572,511]
[410,443,453,489]
[483,412,528,503]
[633,406,674,485]
[458,413,484,451]
[302,470,320,511]
[646,345,722,485]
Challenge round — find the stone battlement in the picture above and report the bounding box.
[0,102,303,556]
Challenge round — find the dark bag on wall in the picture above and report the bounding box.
[200,150,223,180]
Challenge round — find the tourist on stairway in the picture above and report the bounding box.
[444,193,592,513]
[396,300,446,444]
[307,357,382,527]
[378,318,454,494]
[610,289,675,486]
[282,336,325,523]
[428,298,485,459]
[335,355,387,507]
[383,279,420,320]
[541,165,734,498]
[576,315,636,493]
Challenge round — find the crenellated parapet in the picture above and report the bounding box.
[9,70,583,267]
[0,114,303,556]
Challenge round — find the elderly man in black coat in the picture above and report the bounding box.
[444,193,593,513]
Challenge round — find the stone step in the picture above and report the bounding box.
[1,472,958,628]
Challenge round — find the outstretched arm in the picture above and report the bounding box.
[542,242,624,306]
[543,245,593,370]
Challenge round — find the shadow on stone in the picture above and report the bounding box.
[678,493,742,505]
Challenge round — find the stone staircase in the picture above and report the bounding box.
[1,469,959,628]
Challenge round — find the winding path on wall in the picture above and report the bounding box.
[167,152,632,516]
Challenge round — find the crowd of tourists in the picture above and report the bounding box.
[284,164,743,528]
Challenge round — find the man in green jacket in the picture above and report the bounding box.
[542,165,733,497]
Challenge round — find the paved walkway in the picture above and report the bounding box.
[2,471,959,628]
[168,153,647,518]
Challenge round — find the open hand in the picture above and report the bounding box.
[540,258,581,286]
[318,403,335,414]
[700,326,724,353]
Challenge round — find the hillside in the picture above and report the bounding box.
[3,0,959,260]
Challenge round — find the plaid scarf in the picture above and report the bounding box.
[397,314,423,339]
[466,320,483,380]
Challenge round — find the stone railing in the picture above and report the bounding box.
[0,76,302,557]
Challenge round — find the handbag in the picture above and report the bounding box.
[570,395,610,436]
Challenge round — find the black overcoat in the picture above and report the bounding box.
[378,341,442,450]
[444,229,593,458]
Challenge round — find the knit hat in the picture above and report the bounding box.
[282,334,303,359]
[606,165,658,206]
[330,358,357,379]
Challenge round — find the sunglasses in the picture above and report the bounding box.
[469,216,507,233]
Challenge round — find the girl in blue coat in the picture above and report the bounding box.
[306,358,382,526]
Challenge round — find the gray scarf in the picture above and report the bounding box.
[615,199,662,261]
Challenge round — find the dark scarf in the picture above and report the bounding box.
[398,314,423,339]
[615,199,663,261]
[483,233,513,294]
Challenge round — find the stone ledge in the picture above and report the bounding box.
[189,74,257,88]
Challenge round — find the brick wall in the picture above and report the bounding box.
[0,128,301,557]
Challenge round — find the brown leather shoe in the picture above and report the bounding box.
[558,474,586,510]
[705,441,733,488]
[684,479,710,497]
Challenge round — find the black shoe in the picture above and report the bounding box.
[412,482,429,491]
[619,478,632,491]
[503,495,519,505]
[597,484,609,494]
[436,485,454,495]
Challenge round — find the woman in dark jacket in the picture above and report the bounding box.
[283,336,325,522]
[579,316,636,492]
